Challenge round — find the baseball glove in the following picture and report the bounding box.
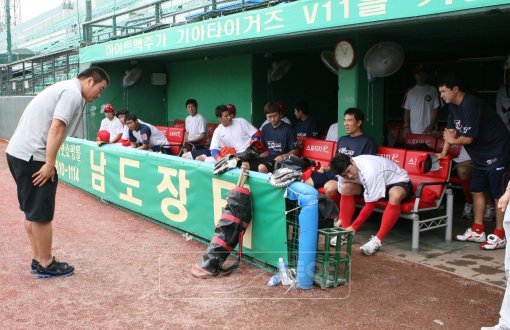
[213,155,241,175]
[235,144,259,161]
[269,167,302,188]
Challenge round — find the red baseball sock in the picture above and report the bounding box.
[472,223,485,234]
[460,179,472,203]
[493,228,505,239]
[339,195,355,228]
[376,203,401,241]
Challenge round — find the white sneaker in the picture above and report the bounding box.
[480,234,507,250]
[330,236,338,247]
[330,236,347,247]
[456,227,486,243]
[483,206,496,222]
[462,203,473,219]
[360,236,382,256]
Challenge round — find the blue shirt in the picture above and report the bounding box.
[447,94,510,169]
[295,116,319,138]
[336,134,378,156]
[129,123,153,145]
[262,122,298,158]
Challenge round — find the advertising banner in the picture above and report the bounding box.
[56,138,289,267]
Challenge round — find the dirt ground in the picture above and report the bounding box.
[0,141,504,329]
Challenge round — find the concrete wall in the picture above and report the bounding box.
[0,96,33,140]
[0,96,86,141]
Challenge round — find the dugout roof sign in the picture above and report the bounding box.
[79,0,509,63]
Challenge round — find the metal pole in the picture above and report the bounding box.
[155,2,161,24]
[84,0,92,42]
[6,0,12,63]
[76,0,82,40]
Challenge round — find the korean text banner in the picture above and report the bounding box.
[56,138,288,266]
[80,0,509,63]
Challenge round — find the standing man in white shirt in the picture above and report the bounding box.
[6,67,109,278]
[401,64,441,136]
[98,103,123,143]
[325,122,338,142]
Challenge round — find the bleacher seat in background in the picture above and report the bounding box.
[387,121,404,144]
[189,122,218,151]
[206,123,218,145]
[357,147,453,250]
[172,120,185,129]
[155,126,185,156]
[376,146,407,168]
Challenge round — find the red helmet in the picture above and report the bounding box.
[275,100,285,114]
[102,103,114,112]
[225,103,236,116]
[97,130,110,142]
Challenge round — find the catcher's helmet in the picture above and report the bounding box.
[97,130,110,142]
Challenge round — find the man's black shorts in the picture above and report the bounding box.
[471,163,510,199]
[191,147,211,159]
[7,154,58,222]
[386,181,413,202]
[310,170,336,188]
[247,156,275,173]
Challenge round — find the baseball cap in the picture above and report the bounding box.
[417,153,440,174]
[225,103,237,117]
[102,103,114,112]
[97,130,110,142]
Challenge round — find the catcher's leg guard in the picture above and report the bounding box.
[192,168,251,277]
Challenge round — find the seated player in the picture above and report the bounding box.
[304,108,377,197]
[124,113,169,153]
[203,105,263,164]
[98,103,123,143]
[248,101,298,173]
[183,98,207,151]
[259,100,292,130]
[293,100,319,138]
[330,154,412,256]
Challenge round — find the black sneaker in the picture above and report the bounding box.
[32,258,69,274]
[31,259,40,274]
[36,257,74,279]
